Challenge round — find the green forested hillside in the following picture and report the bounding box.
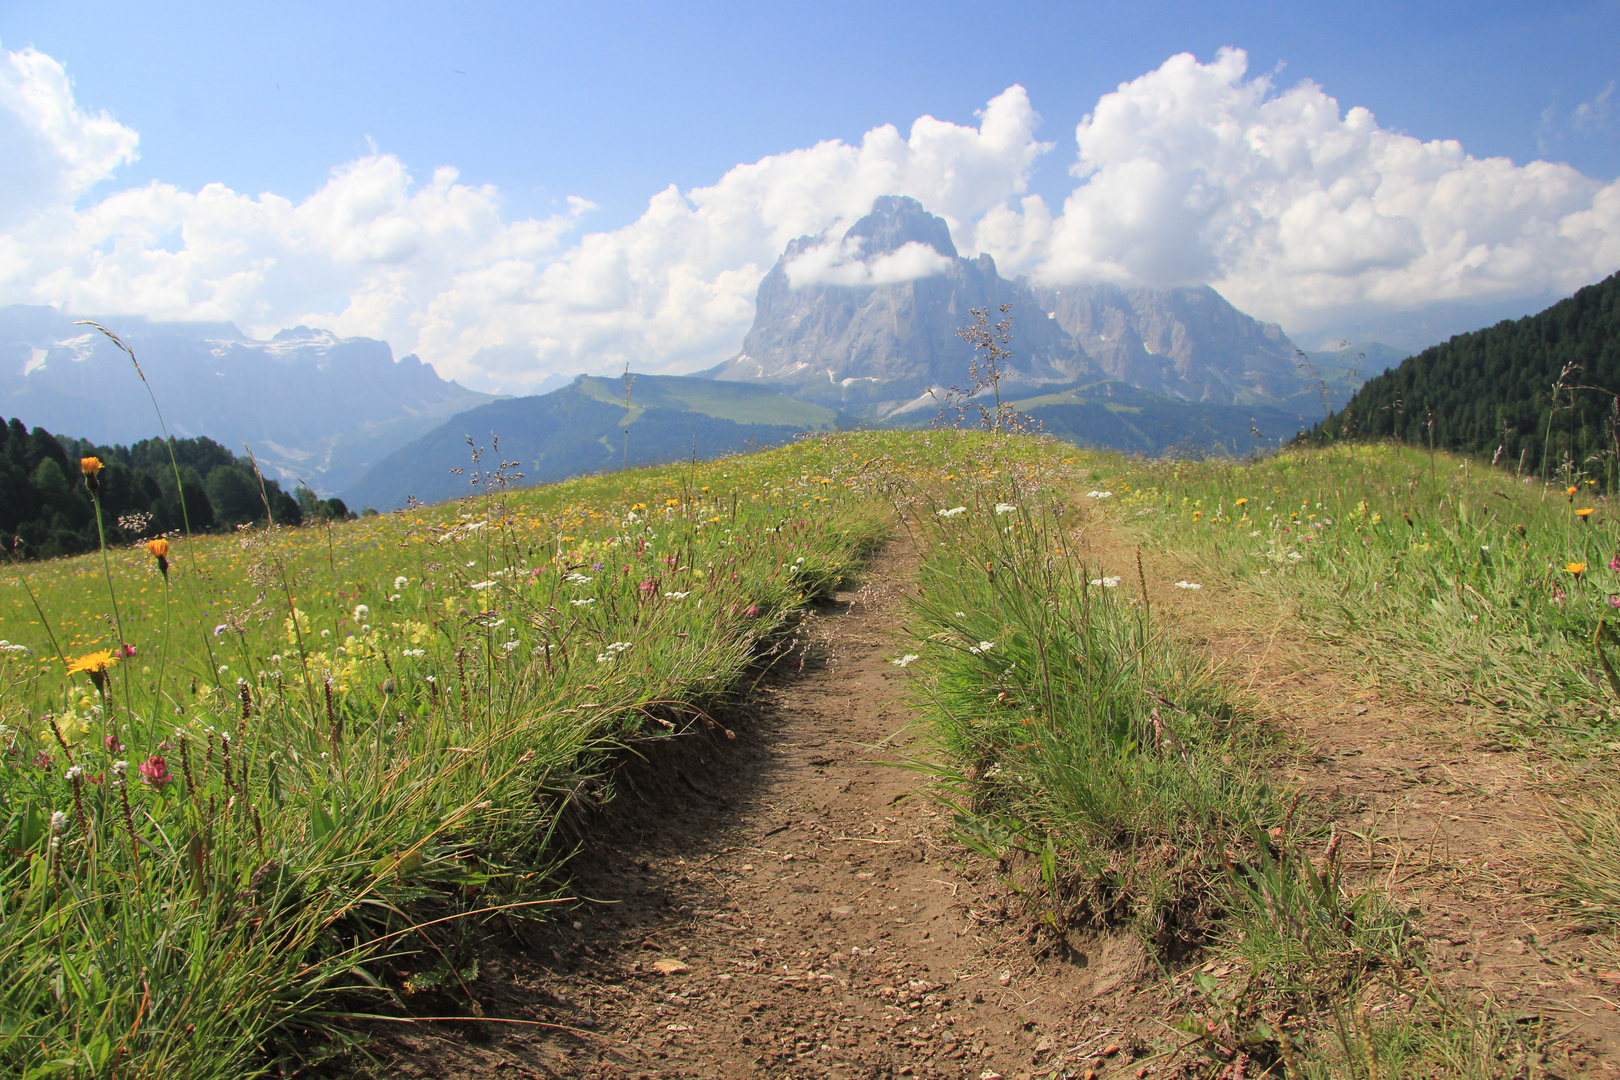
[1316,273,1620,480]
[0,418,345,558]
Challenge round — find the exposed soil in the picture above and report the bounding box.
[1094,529,1620,1074]
[357,543,1169,1080]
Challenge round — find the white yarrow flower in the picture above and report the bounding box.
[968,641,996,655]
[595,640,634,662]
[1172,581,1202,590]
[569,598,596,606]
[470,580,497,590]
[890,654,920,667]
[664,591,690,599]
[936,506,967,518]
[1089,576,1122,588]
[994,503,1017,515]
[1086,491,1113,499]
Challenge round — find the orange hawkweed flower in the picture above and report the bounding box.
[1577,508,1596,519]
[146,537,170,578]
[1566,561,1587,575]
[1567,486,1579,498]
[80,456,103,493]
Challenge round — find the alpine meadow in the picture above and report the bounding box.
[7,14,1620,1079]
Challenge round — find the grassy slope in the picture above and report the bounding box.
[1106,443,1618,743]
[1009,380,1316,454]
[890,438,1565,1075]
[12,429,1599,1078]
[0,430,1067,1079]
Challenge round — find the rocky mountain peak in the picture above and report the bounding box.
[842,195,957,259]
[707,194,1327,416]
[705,196,1085,416]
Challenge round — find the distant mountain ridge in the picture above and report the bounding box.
[342,374,840,511]
[1033,282,1305,406]
[2,196,1407,518]
[0,306,497,494]
[706,196,1334,417]
[1003,381,1312,456]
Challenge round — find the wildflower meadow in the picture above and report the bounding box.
[0,429,1080,1078]
[1098,443,1620,742]
[5,423,1613,1078]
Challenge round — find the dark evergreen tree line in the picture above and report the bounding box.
[1,417,352,559]
[1312,272,1620,484]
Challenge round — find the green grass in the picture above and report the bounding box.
[894,437,1547,1076]
[1098,442,1620,748]
[903,468,1275,955]
[0,430,1075,1079]
[6,428,1580,1077]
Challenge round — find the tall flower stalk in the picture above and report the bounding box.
[82,456,134,717]
[75,321,199,580]
[148,538,173,715]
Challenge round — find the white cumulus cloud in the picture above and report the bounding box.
[0,46,137,230]
[0,44,1046,392]
[783,237,954,287]
[2,42,1619,390]
[1027,48,1620,334]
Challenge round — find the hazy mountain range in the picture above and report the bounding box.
[0,306,495,494]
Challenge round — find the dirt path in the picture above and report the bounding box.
[364,543,1163,1080]
[1090,528,1620,1072]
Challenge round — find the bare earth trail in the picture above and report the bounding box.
[368,542,1161,1080]
[1092,526,1620,1074]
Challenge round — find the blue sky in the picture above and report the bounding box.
[2,0,1618,390]
[9,0,1617,228]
